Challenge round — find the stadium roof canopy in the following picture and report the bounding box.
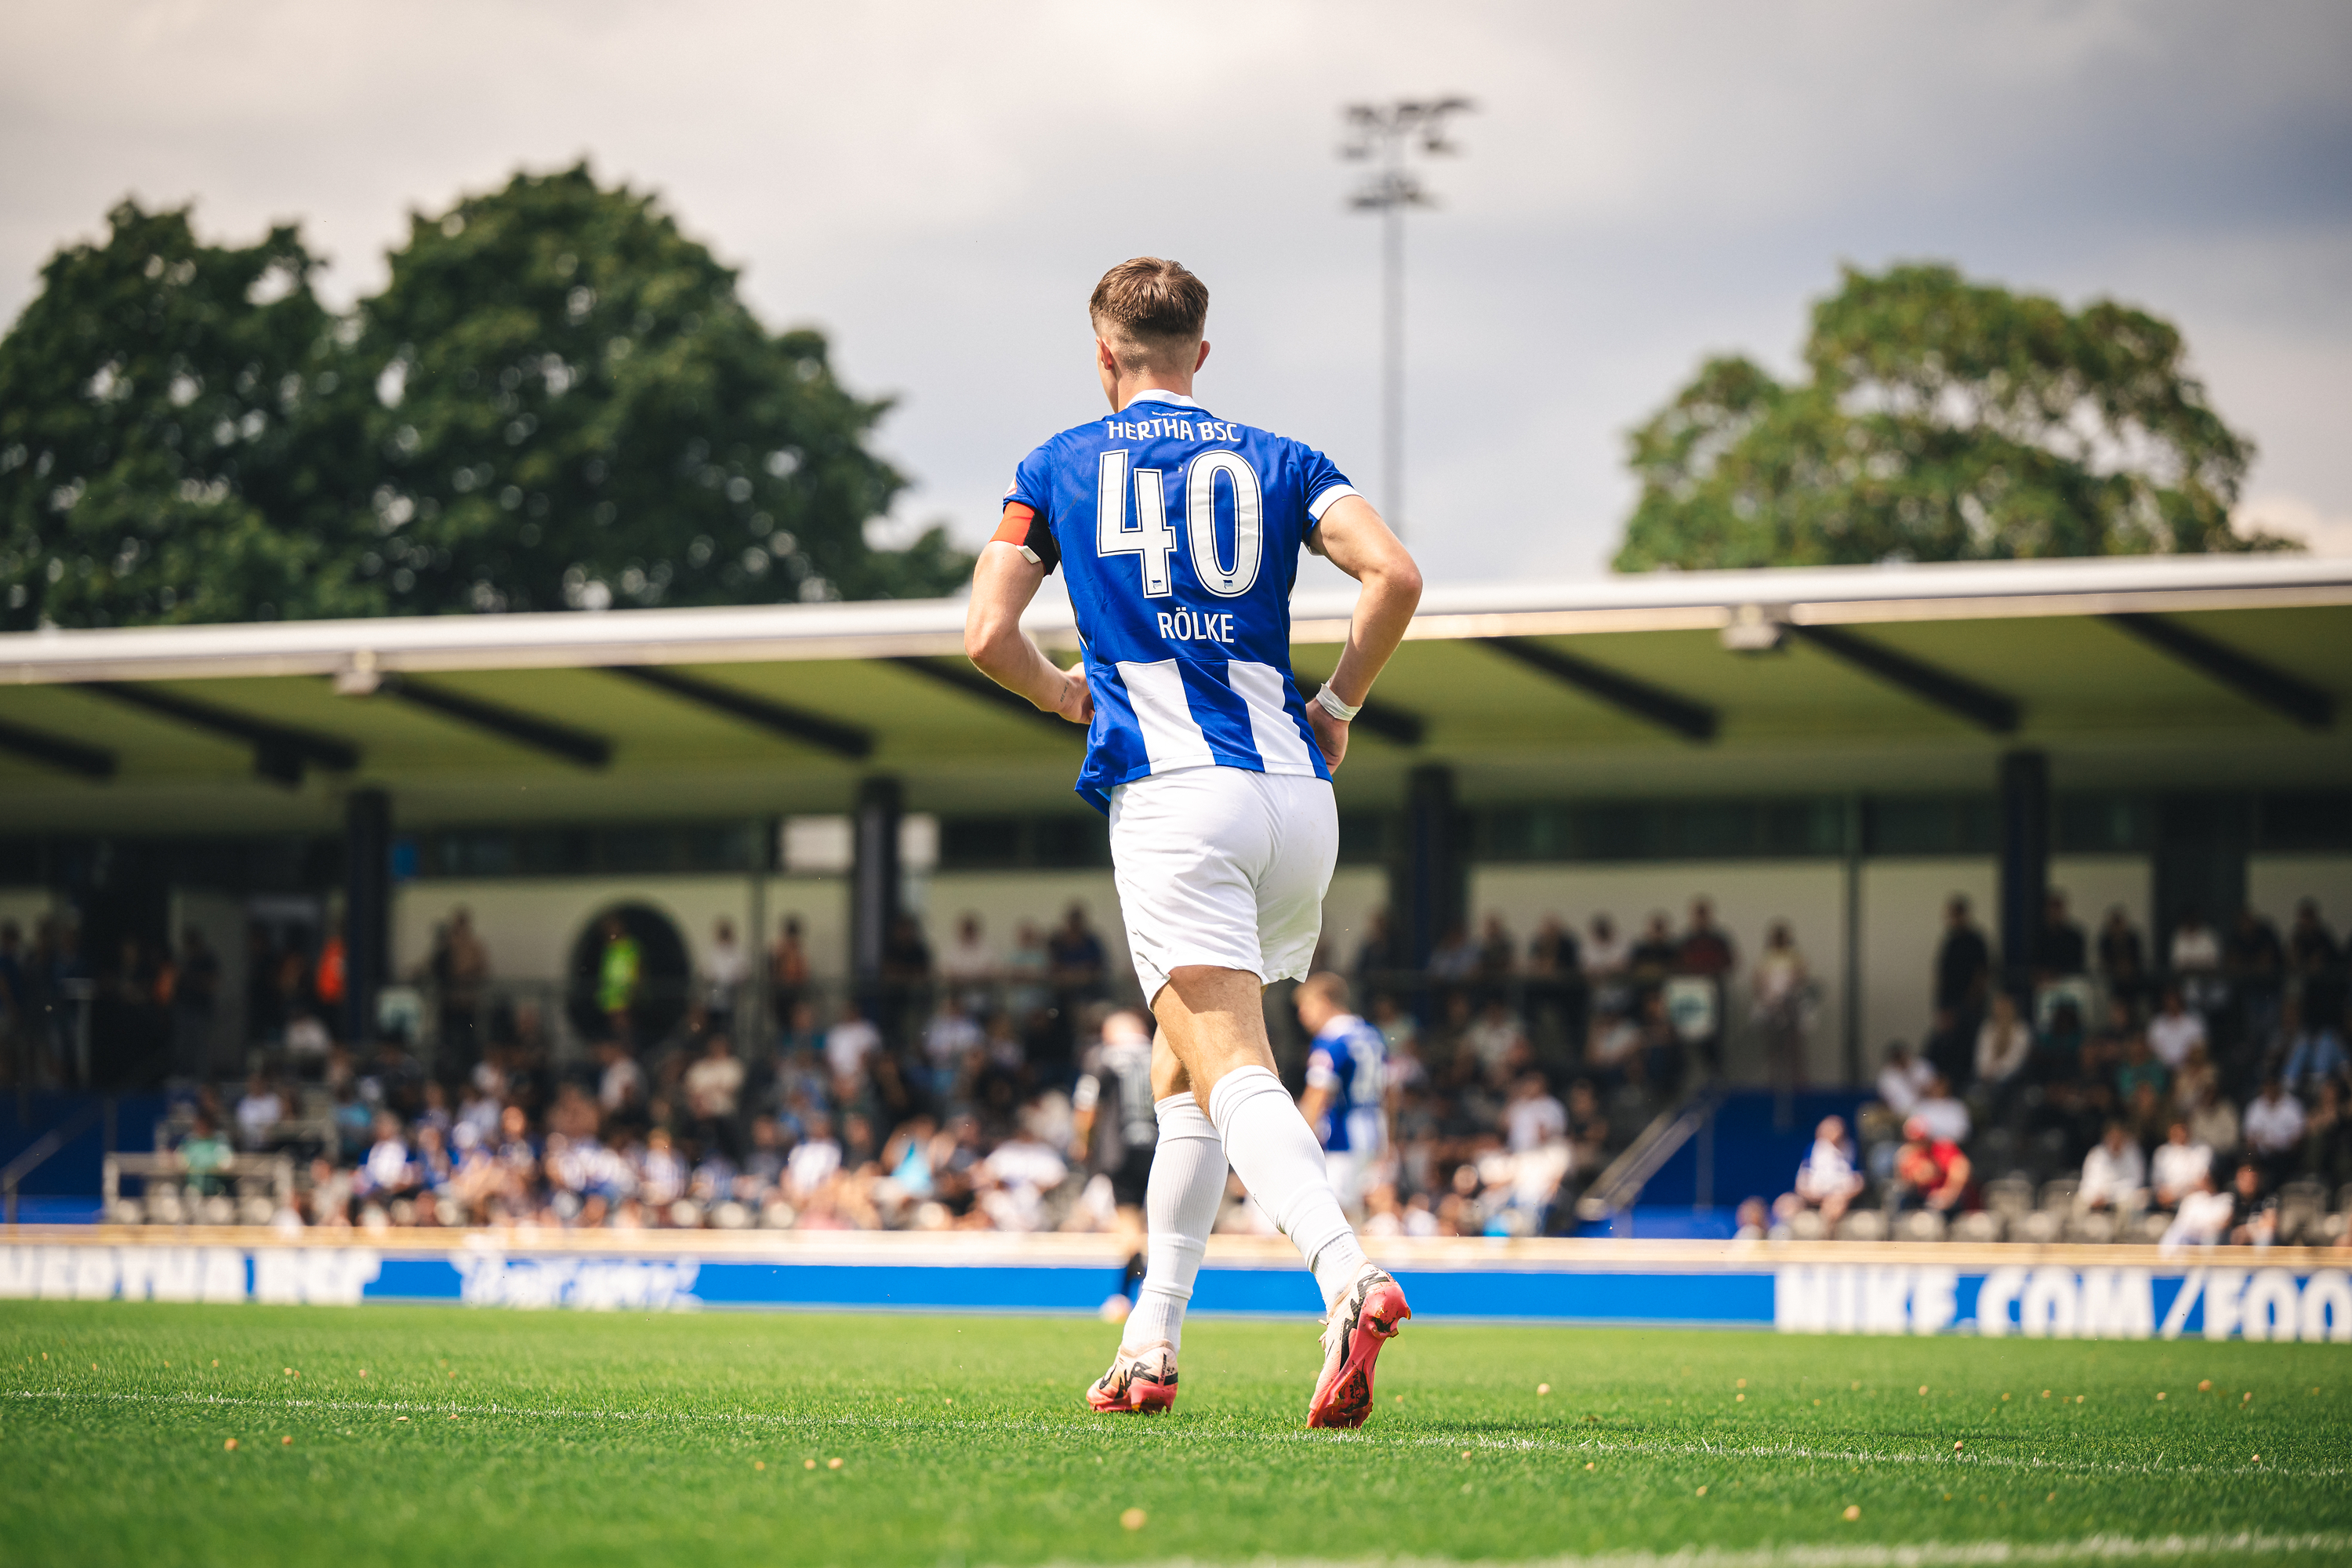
[1,554,2345,833]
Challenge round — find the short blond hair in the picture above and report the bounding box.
[1090,256,1207,371]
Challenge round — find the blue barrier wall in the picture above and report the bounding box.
[4,1236,2347,1343]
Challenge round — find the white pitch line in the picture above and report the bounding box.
[5,1388,2342,1484]
[1030,1536,2352,1568]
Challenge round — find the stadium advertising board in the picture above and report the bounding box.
[2,1233,2348,1342]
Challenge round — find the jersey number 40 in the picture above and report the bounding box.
[1096,449,1264,598]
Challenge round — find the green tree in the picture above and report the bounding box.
[350,164,966,614]
[1613,263,2277,572]
[0,201,378,630]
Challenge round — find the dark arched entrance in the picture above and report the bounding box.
[566,902,690,1047]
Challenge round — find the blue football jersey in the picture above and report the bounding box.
[1003,389,1357,811]
[1305,1012,1388,1153]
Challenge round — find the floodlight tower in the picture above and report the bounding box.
[1341,96,1473,538]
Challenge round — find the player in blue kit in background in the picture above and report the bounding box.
[1294,972,1392,1217]
[964,257,1422,1428]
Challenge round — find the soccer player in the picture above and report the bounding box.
[1070,1007,1160,1319]
[964,256,1422,1428]
[1294,972,1392,1215]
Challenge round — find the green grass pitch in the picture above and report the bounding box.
[3,1301,2347,1566]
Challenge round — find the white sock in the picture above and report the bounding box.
[1123,1092,1226,1356]
[1206,1065,1368,1308]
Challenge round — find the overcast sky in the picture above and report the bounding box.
[4,0,2347,585]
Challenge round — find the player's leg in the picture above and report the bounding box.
[1249,770,1409,1427]
[1091,1033,1226,1414]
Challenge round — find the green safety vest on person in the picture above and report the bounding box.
[598,935,641,1014]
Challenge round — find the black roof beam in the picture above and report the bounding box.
[887,657,1082,739]
[1484,637,1719,742]
[604,666,874,760]
[2105,613,2334,730]
[0,714,115,780]
[1290,670,1424,746]
[1785,623,2021,735]
[85,681,358,786]
[372,675,612,768]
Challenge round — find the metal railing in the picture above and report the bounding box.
[102,1151,296,1223]
[2,1098,110,1226]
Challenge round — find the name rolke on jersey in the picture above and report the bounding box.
[1002,389,1357,811]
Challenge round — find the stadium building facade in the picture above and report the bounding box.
[1,553,2346,1088]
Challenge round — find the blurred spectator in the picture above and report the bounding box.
[938,914,995,989]
[826,1001,882,1101]
[1893,1116,1972,1214]
[1582,914,1631,1016]
[2150,1120,2213,1210]
[2161,1171,2234,1254]
[2288,899,2343,1039]
[2304,1080,2351,1191]
[1751,921,1809,1087]
[2077,1122,2146,1213]
[233,1072,284,1151]
[1428,922,1477,982]
[1933,895,1991,1022]
[2169,910,2222,988]
[2172,1043,2219,1123]
[1047,905,1106,999]
[1911,1073,1971,1145]
[1528,916,1580,977]
[1475,915,1517,984]
[2186,1079,2242,1160]
[596,915,641,1045]
[2115,1033,2170,1105]
[683,1035,746,1163]
[2227,906,2287,1047]
[1585,1007,1640,1085]
[769,916,811,1026]
[1463,997,1530,1079]
[180,1113,233,1195]
[2279,998,2347,1094]
[700,918,748,1038]
[1628,914,1676,991]
[2097,906,2148,1007]
[922,994,985,1101]
[2242,1078,2307,1185]
[595,1040,646,1123]
[1974,992,2032,1096]
[975,1109,1069,1232]
[354,1112,416,1204]
[2227,1162,2277,1247]
[1782,1115,1865,1231]
[786,1114,841,1203]
[1922,1007,1973,1094]
[427,908,490,1064]
[1502,1073,1566,1153]
[1678,898,1735,979]
[1734,1196,1769,1240]
[1875,1041,1933,1118]
[2035,891,2087,978]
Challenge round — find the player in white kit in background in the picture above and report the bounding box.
[964,257,1423,1428]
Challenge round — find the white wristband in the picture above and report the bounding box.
[1313,683,1362,722]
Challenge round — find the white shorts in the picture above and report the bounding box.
[1108,765,1338,1006]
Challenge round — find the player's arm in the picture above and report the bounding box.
[965,510,1091,725]
[1304,495,1421,771]
[1298,1050,1338,1131]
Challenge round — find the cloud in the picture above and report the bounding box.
[2237,495,2352,557]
